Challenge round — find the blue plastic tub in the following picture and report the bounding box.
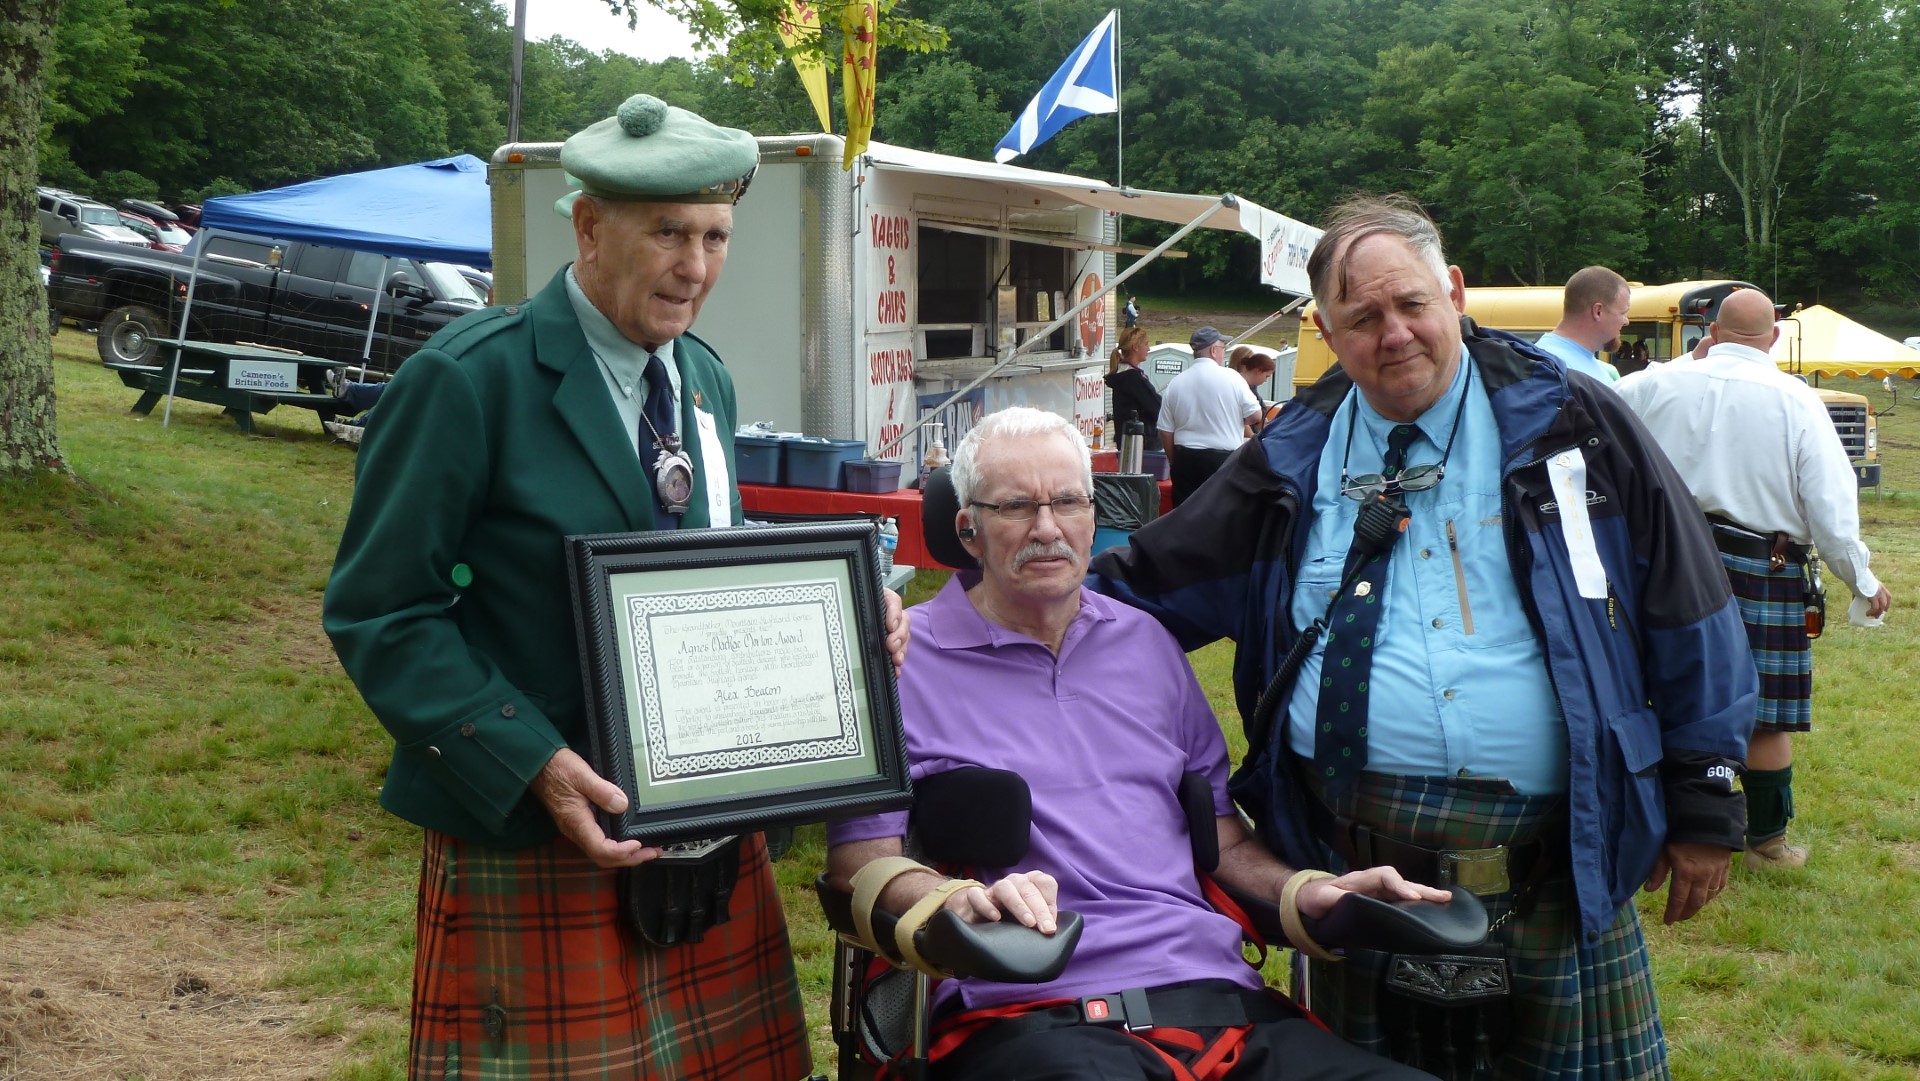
[783,438,868,490]
[734,434,785,486]
[1092,526,1132,554]
[845,459,904,493]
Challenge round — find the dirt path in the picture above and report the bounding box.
[1,902,384,1080]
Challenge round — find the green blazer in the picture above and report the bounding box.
[324,269,743,846]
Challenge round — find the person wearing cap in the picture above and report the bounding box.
[1157,326,1263,505]
[325,94,905,1080]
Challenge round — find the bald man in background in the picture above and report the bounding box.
[1617,288,1892,868]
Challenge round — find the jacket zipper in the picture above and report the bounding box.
[1446,519,1475,636]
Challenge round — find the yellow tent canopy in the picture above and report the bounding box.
[1771,304,1920,379]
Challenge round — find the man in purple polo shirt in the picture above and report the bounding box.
[826,406,1446,1081]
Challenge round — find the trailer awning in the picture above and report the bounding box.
[862,142,1320,296]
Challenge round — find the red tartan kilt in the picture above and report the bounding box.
[409,830,810,1081]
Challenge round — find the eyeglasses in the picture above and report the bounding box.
[1339,462,1445,501]
[968,495,1096,522]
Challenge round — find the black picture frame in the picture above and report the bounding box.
[566,521,911,844]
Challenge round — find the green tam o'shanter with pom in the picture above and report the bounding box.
[554,93,758,217]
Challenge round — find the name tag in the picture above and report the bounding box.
[1546,450,1608,599]
[694,408,733,525]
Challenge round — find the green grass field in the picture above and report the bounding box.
[2,330,1917,1079]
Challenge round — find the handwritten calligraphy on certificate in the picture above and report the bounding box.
[625,580,865,782]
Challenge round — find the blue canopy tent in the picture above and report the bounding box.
[161,155,491,425]
[199,154,491,266]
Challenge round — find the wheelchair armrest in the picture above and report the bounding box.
[814,873,1083,981]
[917,908,1082,983]
[1212,880,1488,955]
[1300,886,1489,954]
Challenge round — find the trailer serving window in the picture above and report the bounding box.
[917,226,991,360]
[1007,240,1069,353]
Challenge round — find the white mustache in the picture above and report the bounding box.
[1013,539,1080,569]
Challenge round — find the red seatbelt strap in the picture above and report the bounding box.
[895,997,1256,1081]
[1198,873,1269,969]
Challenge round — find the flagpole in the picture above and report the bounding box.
[1114,7,1123,189]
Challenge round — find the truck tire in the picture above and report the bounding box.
[97,304,169,367]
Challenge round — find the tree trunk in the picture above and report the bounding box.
[1,0,67,477]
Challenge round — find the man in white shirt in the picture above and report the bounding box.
[1158,326,1262,505]
[1617,288,1892,868]
[1534,266,1627,383]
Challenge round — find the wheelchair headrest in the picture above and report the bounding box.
[921,466,979,572]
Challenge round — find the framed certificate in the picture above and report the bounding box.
[566,521,911,844]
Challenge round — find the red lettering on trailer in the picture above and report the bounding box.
[876,289,908,325]
[870,213,911,250]
[867,347,915,385]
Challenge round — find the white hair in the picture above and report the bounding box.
[949,407,1092,509]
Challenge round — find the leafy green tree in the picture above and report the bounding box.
[1363,0,1654,285]
[874,57,1004,157]
[1693,0,1855,283]
[1812,0,1920,303]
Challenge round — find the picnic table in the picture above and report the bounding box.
[108,338,358,434]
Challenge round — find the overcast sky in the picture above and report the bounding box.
[498,0,702,62]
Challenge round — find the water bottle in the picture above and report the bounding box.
[877,517,898,579]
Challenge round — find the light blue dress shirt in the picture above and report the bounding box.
[566,266,681,459]
[1535,331,1619,385]
[1286,358,1570,794]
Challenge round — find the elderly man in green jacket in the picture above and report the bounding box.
[325,95,904,1081]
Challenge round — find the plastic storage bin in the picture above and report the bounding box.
[783,438,868,490]
[845,459,903,493]
[1092,526,1132,554]
[734,434,785,486]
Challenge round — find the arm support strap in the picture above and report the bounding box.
[1280,869,1342,962]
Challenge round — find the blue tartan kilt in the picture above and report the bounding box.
[1720,551,1813,732]
[1299,773,1668,1081]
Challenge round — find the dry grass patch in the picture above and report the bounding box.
[0,901,378,1081]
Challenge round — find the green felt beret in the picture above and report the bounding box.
[554,94,758,217]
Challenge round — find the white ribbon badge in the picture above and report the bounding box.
[1546,449,1608,600]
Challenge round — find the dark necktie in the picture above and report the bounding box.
[641,352,682,529]
[1312,422,1420,794]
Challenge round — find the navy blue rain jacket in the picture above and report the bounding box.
[1090,318,1754,940]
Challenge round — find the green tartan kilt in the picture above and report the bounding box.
[1299,772,1668,1081]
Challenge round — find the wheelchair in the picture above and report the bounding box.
[811,469,1490,1081]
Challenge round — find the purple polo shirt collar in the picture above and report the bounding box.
[919,572,1119,654]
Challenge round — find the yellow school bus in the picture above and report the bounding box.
[1295,280,1880,486]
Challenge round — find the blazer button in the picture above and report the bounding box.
[500,704,517,718]
[460,722,477,737]
[425,745,441,759]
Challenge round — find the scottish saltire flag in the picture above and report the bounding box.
[994,10,1117,164]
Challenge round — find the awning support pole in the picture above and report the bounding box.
[877,194,1235,457]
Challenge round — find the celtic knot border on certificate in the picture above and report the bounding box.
[627,581,864,781]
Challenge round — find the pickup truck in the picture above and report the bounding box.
[49,231,487,377]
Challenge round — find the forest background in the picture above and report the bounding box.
[33,0,1920,327]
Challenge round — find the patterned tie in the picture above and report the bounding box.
[1312,422,1420,794]
[641,352,682,529]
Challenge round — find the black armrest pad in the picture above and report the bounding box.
[1299,886,1489,954]
[917,909,1083,983]
[815,873,1081,979]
